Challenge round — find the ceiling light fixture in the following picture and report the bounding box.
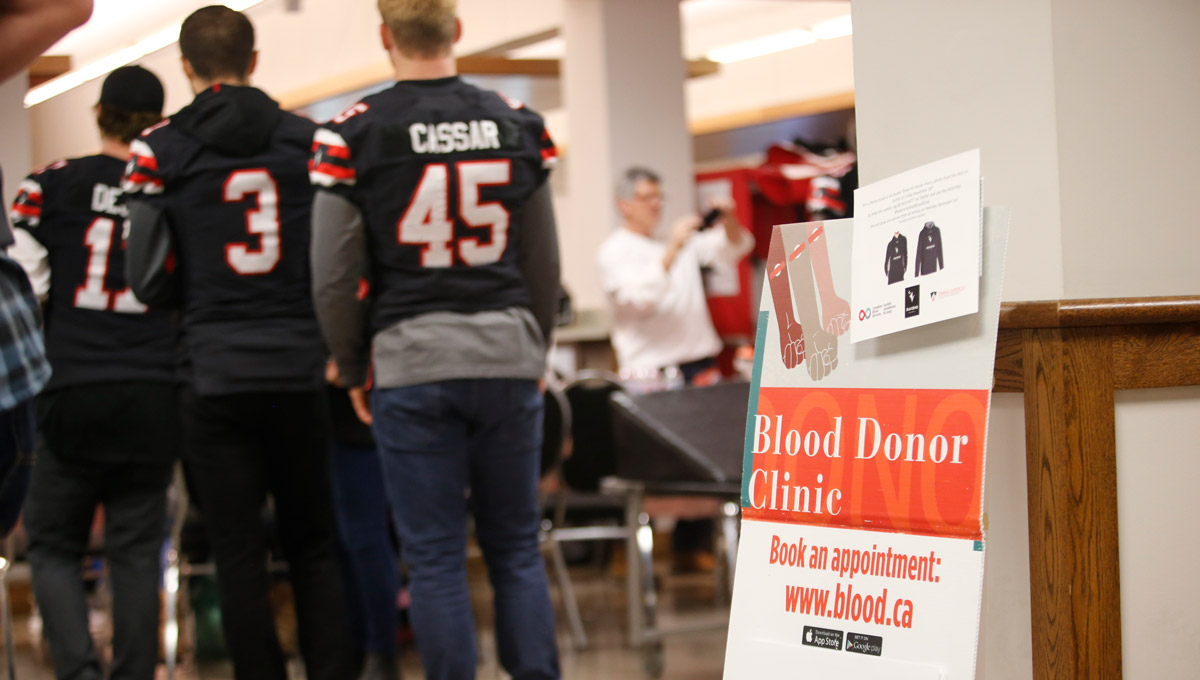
[705,14,852,65]
[25,0,268,108]
[813,15,853,41]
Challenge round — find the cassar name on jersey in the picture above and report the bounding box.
[408,119,504,154]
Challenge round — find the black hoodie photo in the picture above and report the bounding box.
[884,232,907,284]
[914,221,944,276]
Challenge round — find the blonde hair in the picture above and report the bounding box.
[378,0,457,58]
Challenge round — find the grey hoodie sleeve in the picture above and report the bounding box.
[517,181,561,344]
[311,190,371,387]
[125,200,179,308]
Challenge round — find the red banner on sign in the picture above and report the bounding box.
[744,387,989,539]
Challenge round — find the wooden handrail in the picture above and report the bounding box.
[999,295,1200,329]
[992,296,1200,680]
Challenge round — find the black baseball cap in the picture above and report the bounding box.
[99,66,164,114]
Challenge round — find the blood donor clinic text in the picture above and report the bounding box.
[743,387,989,538]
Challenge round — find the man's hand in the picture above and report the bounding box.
[707,197,747,246]
[348,386,372,426]
[663,214,702,271]
[669,214,702,248]
[324,359,341,386]
[326,359,372,425]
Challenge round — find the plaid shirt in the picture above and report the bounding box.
[1,225,51,411]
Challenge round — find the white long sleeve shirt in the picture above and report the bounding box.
[598,224,754,372]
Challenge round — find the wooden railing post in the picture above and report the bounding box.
[1021,327,1122,679]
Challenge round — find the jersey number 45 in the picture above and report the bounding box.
[399,160,511,268]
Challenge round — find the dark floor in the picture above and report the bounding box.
[0,536,730,679]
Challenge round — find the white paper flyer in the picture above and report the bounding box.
[851,150,982,342]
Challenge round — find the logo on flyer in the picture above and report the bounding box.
[904,285,920,318]
[802,626,844,651]
[845,632,883,656]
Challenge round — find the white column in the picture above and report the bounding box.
[561,0,694,309]
[1,75,32,205]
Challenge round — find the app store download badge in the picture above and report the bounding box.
[845,632,883,656]
[802,626,843,651]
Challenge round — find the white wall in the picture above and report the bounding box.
[1115,386,1200,679]
[1050,0,1200,298]
[853,1,1200,679]
[1,75,31,206]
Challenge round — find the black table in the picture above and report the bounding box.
[609,380,750,489]
[597,380,751,676]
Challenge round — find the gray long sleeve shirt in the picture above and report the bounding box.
[310,181,561,389]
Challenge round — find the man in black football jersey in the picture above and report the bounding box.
[123,7,354,680]
[310,0,561,678]
[9,65,178,680]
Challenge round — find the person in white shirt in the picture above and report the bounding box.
[598,166,754,385]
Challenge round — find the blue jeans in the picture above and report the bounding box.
[372,379,560,680]
[329,438,399,655]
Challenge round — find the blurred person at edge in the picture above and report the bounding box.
[0,0,94,539]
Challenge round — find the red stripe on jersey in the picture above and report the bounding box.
[11,203,40,217]
[356,278,370,301]
[311,161,355,180]
[312,141,351,160]
[131,153,159,172]
[540,147,557,161]
[125,171,163,188]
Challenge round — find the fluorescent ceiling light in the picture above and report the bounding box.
[705,14,852,64]
[707,30,815,64]
[813,15,853,41]
[25,0,267,108]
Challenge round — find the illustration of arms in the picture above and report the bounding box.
[767,227,805,369]
[804,223,850,337]
[784,227,838,381]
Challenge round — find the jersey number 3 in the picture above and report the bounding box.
[224,169,281,275]
[398,160,511,267]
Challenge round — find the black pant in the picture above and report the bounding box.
[180,389,354,680]
[24,382,179,680]
[0,397,35,537]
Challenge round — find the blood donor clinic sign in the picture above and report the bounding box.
[724,209,1009,679]
[748,387,988,537]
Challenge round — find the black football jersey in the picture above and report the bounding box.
[311,76,557,333]
[9,155,177,390]
[123,85,324,395]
